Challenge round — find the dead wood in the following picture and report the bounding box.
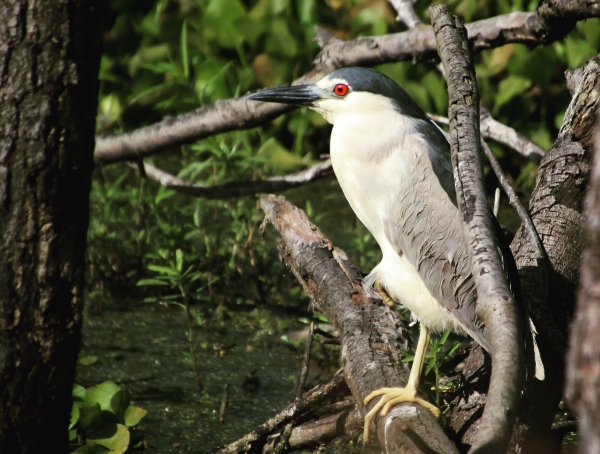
[260,195,459,453]
[431,6,524,453]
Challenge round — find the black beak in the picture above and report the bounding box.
[247,84,322,106]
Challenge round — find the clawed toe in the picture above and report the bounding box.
[362,386,439,443]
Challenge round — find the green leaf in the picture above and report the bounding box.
[68,427,79,443]
[425,360,436,375]
[71,444,110,454]
[83,382,121,411]
[180,20,189,79]
[202,0,246,49]
[69,404,80,430]
[79,355,98,366]
[493,75,531,114]
[137,278,169,286]
[176,249,183,272]
[147,265,178,276]
[440,330,450,344]
[87,423,130,453]
[110,389,131,423]
[78,404,102,431]
[124,405,148,427]
[73,384,87,401]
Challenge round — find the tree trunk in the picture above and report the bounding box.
[565,106,600,453]
[0,1,102,452]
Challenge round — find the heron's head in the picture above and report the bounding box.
[247,67,429,125]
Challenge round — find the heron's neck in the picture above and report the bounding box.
[330,111,422,162]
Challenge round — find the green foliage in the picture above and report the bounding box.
[70,382,147,453]
[138,248,211,391]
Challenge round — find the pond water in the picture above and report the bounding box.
[76,299,377,453]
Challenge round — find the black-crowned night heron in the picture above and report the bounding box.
[248,67,510,441]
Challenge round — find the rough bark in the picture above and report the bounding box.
[261,195,459,453]
[565,110,600,452]
[509,54,599,454]
[431,7,524,454]
[0,1,102,452]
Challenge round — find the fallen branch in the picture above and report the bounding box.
[212,372,346,454]
[263,408,363,453]
[260,195,459,453]
[127,159,333,199]
[94,0,596,165]
[431,6,524,453]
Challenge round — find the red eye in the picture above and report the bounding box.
[333,83,349,97]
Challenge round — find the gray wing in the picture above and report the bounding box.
[385,173,491,353]
[385,119,492,352]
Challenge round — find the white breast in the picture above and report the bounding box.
[329,109,466,335]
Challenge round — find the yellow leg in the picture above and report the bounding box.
[375,280,395,307]
[362,324,440,442]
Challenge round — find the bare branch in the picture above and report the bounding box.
[430,111,546,162]
[94,1,597,166]
[127,159,333,199]
[388,0,422,28]
[431,6,524,454]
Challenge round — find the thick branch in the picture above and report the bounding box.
[431,6,524,454]
[94,1,597,165]
[564,87,600,454]
[260,195,459,453]
[128,159,333,199]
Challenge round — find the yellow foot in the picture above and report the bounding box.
[374,280,395,307]
[362,387,440,442]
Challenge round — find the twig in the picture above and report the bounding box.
[297,322,315,400]
[431,6,523,454]
[213,372,345,454]
[550,419,578,433]
[313,327,335,339]
[272,423,293,454]
[127,159,333,199]
[94,1,597,165]
[319,338,341,345]
[493,187,501,218]
[388,0,421,28]
[429,111,546,162]
[219,383,228,423]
